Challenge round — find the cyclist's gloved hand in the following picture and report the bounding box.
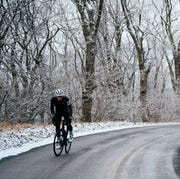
[51,114,56,125]
[68,116,73,122]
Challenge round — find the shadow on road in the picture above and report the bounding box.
[173,147,180,178]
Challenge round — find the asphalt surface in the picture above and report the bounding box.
[0,124,180,179]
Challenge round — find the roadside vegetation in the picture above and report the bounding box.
[0,0,180,124]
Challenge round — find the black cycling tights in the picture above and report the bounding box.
[55,115,72,137]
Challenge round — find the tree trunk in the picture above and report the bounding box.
[139,68,149,122]
[175,41,180,93]
[121,0,151,122]
[82,41,96,122]
[174,41,180,121]
[73,0,104,122]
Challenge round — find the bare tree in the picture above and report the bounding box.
[159,0,180,120]
[0,0,59,123]
[72,0,104,122]
[120,0,152,122]
[161,0,180,93]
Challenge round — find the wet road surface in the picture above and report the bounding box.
[0,124,180,179]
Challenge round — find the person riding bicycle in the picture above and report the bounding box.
[51,88,73,142]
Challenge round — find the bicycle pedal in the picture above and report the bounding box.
[68,138,73,143]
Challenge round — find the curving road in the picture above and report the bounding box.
[0,124,180,179]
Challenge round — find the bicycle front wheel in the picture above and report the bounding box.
[53,131,63,156]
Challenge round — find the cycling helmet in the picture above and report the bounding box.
[55,88,64,96]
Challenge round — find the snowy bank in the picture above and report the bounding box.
[0,121,178,160]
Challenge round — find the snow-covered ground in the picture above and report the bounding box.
[0,121,178,160]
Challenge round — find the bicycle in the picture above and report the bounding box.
[53,118,72,156]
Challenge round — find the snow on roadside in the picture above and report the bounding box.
[0,121,178,160]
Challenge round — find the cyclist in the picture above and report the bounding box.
[51,88,73,142]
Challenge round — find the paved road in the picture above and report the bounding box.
[0,124,180,179]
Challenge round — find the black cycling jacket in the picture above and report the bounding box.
[50,96,72,117]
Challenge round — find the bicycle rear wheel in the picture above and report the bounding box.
[65,139,72,153]
[53,131,63,156]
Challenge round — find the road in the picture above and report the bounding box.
[0,124,180,179]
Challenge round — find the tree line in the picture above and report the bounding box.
[0,0,180,124]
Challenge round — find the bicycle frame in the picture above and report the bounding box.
[61,119,68,144]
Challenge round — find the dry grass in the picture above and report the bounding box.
[0,121,50,132]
